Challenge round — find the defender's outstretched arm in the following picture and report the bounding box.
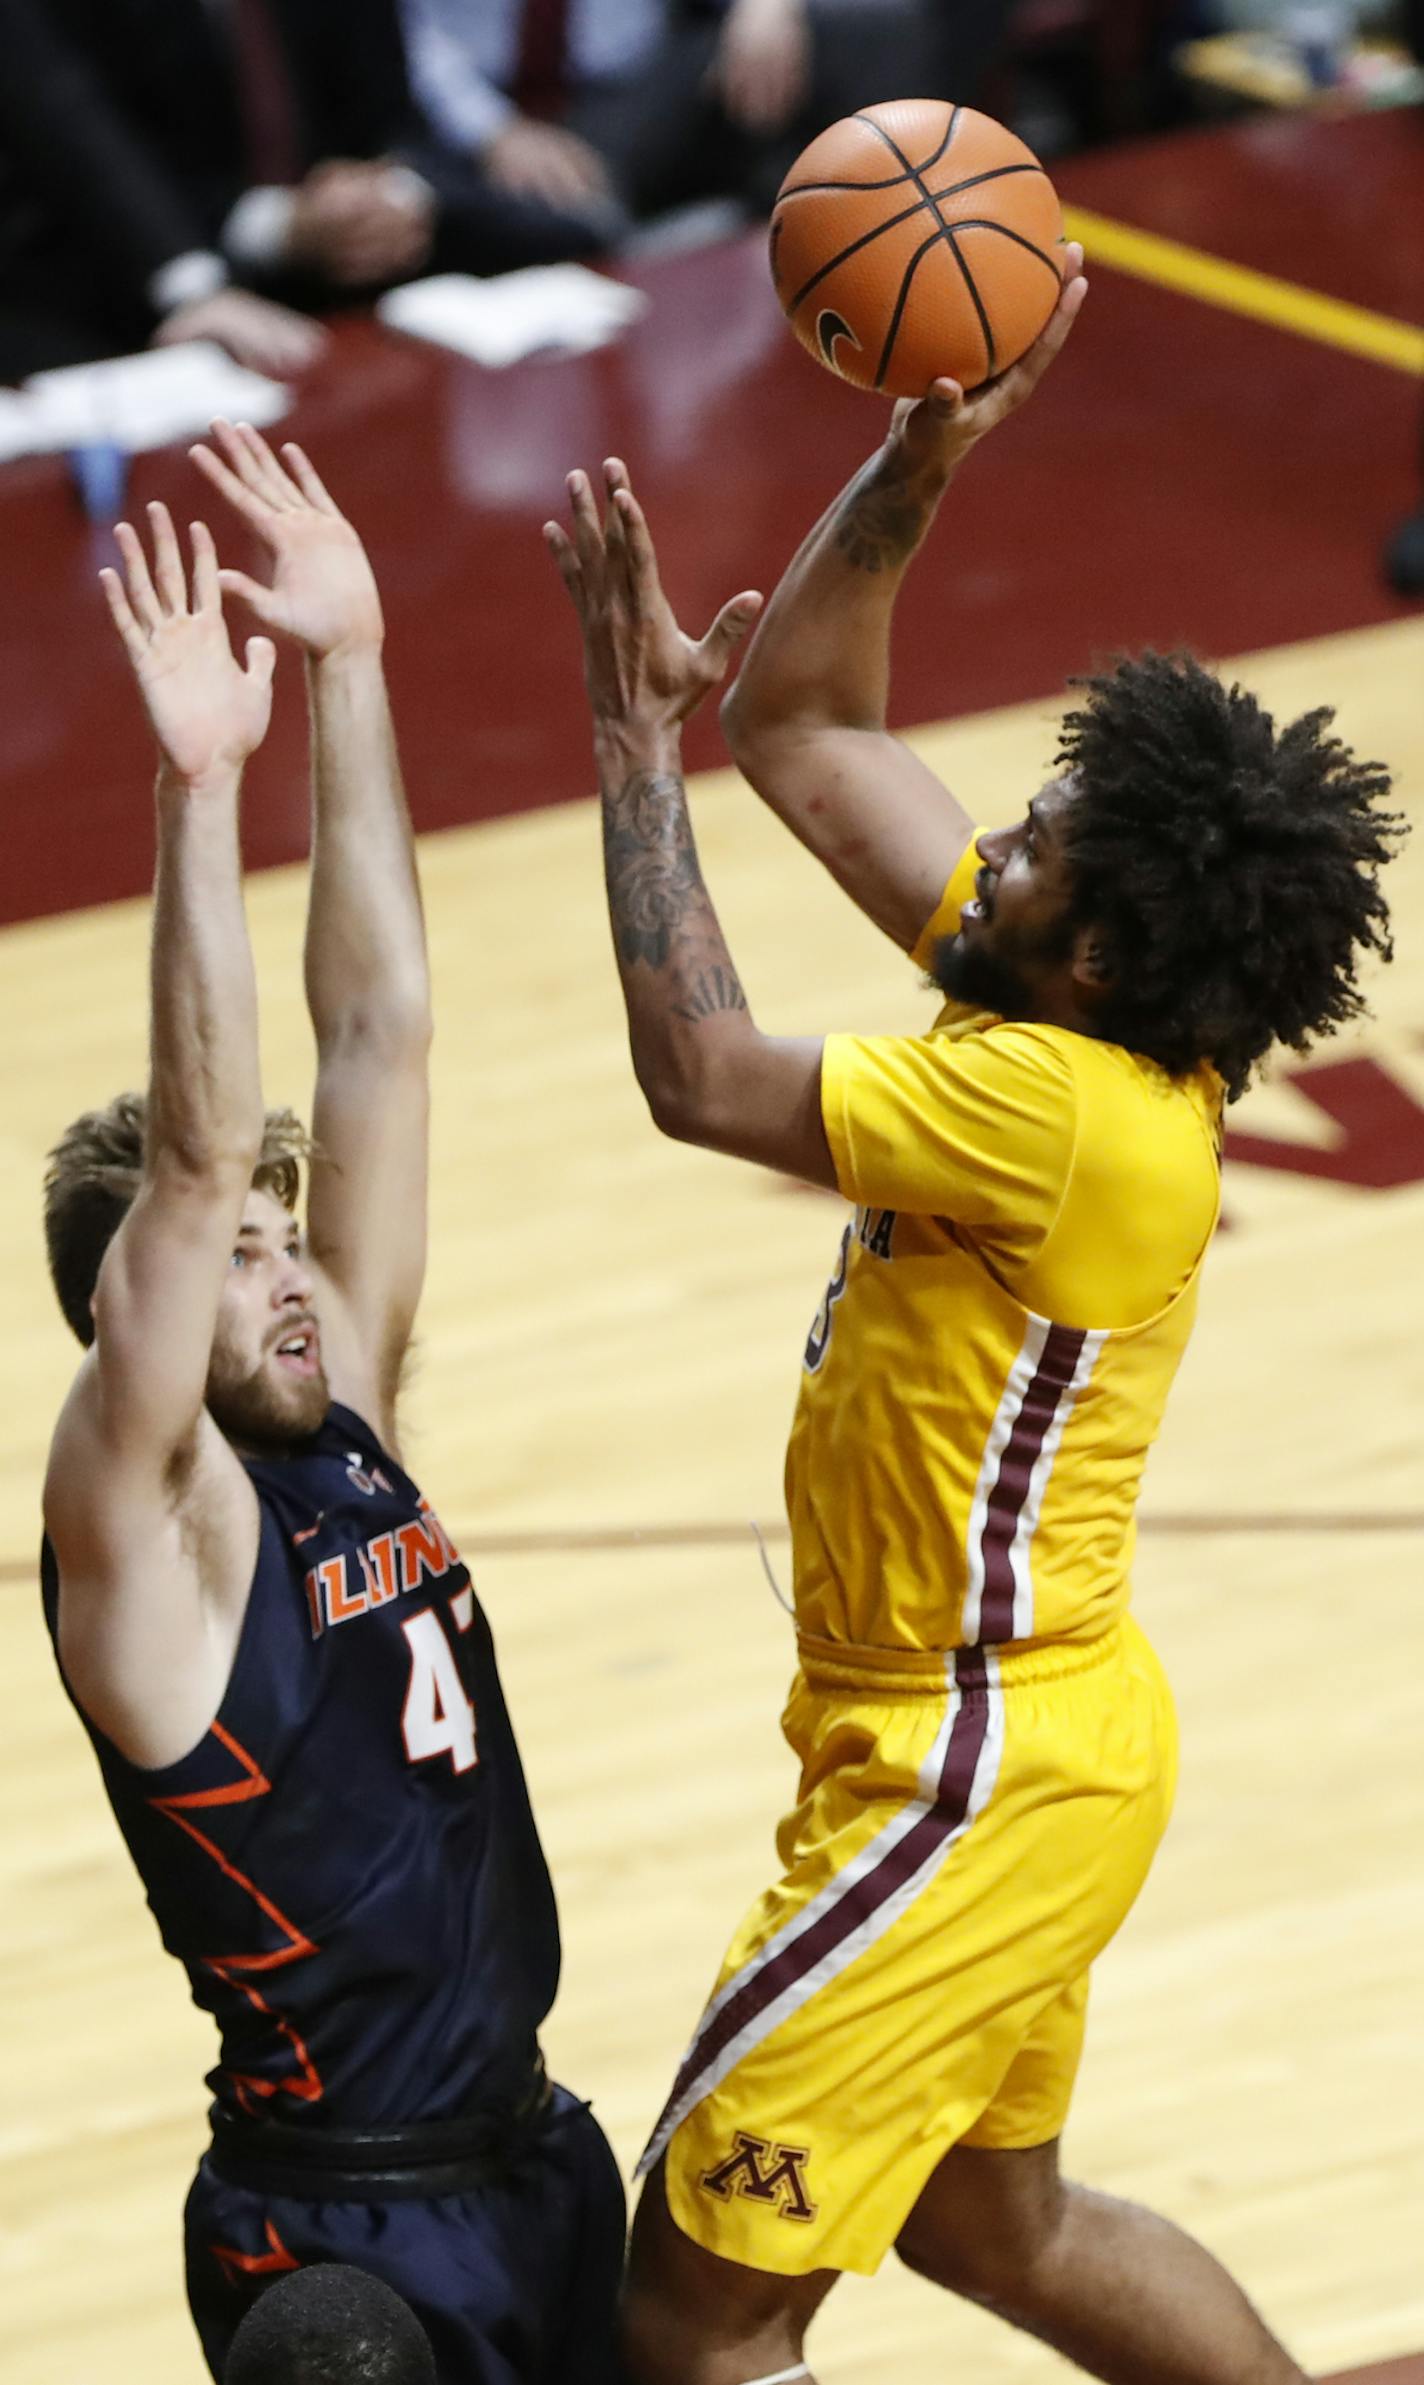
[194,424,432,1443]
[45,508,273,1743]
[721,251,1087,954]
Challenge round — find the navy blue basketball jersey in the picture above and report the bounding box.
[41,1403,560,2128]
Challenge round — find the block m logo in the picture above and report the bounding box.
[699,2131,818,2222]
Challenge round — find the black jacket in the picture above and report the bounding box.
[0,0,414,315]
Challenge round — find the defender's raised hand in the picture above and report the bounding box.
[887,242,1088,485]
[190,420,383,661]
[100,502,275,785]
[545,461,762,737]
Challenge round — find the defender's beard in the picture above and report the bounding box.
[207,1339,330,1450]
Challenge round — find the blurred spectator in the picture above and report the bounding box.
[0,0,437,380]
[224,2264,437,2385]
[0,0,620,383]
[398,0,1010,262]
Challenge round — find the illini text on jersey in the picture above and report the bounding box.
[302,1499,463,1638]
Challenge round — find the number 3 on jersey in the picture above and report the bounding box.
[804,1223,851,1372]
[401,1594,478,1774]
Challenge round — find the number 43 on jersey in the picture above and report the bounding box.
[401,1590,479,1774]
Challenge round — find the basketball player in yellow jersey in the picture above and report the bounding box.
[545,249,1405,2385]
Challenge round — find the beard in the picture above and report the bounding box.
[207,1339,330,1451]
[931,892,1080,1019]
[931,928,1033,1018]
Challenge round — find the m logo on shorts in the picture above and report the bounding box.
[699,2132,818,2222]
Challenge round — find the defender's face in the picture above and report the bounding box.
[939,776,1082,1015]
[207,1187,329,1449]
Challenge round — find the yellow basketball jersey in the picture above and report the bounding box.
[787,836,1225,1654]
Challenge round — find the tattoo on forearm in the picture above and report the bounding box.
[670,965,748,1022]
[602,770,705,971]
[602,769,749,1030]
[834,471,932,574]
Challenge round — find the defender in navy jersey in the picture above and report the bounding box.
[40,431,623,2385]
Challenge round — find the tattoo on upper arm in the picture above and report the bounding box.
[834,473,930,574]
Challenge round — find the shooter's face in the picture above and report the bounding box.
[934,775,1084,1018]
[207,1186,329,1450]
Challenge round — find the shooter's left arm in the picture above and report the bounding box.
[596,719,832,1183]
[549,463,835,1189]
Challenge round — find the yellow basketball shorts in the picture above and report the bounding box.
[639,1615,1177,2278]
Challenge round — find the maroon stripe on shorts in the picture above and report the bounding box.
[977,1324,1086,1644]
[646,1649,992,2151]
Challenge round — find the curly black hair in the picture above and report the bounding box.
[1055,652,1407,1099]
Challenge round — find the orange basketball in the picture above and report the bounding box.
[770,99,1065,397]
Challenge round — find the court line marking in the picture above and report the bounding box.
[1063,203,1424,377]
[5,1512,1419,1583]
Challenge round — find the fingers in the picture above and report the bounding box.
[112,518,164,633]
[189,437,273,535]
[545,460,661,631]
[146,500,188,612]
[963,247,1087,424]
[97,564,145,663]
[227,418,298,507]
[1027,244,1088,368]
[892,380,964,449]
[190,418,303,529]
[995,265,1088,407]
[700,589,764,675]
[565,468,608,600]
[280,441,339,515]
[924,376,965,413]
[244,635,277,694]
[228,419,295,503]
[189,517,221,613]
[542,519,585,615]
[216,566,281,627]
[101,513,223,651]
[606,463,658,583]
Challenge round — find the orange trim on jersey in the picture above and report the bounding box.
[211,2218,300,2286]
[207,1961,323,2105]
[149,1722,324,2107]
[151,1725,318,1969]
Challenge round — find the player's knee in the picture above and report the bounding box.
[620,2269,689,2385]
[896,2145,1071,2308]
[622,2274,806,2385]
[898,2218,1021,2304]
[623,2162,816,2385]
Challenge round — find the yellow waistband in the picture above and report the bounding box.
[794,1621,1125,1697]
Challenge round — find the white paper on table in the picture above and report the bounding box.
[0,389,38,465]
[377,266,648,368]
[9,341,289,459]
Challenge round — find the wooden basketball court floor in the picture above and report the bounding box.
[0,109,1421,2385]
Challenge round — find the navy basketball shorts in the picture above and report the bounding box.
[184,2086,626,2385]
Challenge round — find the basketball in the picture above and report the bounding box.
[769,99,1065,398]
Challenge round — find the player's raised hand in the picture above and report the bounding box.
[888,242,1087,480]
[100,503,275,785]
[545,460,763,734]
[189,421,384,661]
